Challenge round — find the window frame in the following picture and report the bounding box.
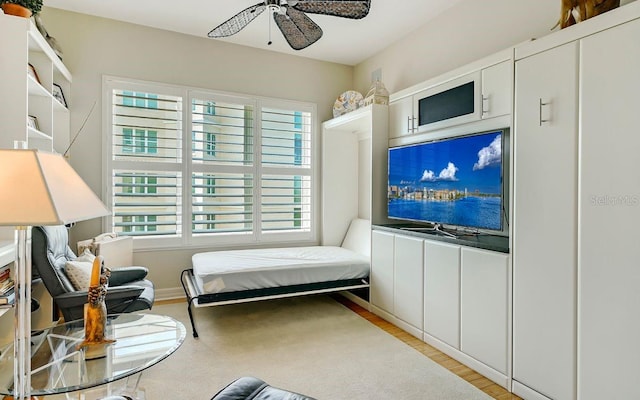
[103,76,319,251]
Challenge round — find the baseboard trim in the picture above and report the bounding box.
[156,287,185,301]
[512,381,552,400]
[422,332,510,390]
[370,305,424,340]
[338,291,370,311]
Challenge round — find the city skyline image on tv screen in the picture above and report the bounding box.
[387,130,503,231]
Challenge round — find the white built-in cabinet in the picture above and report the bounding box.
[370,230,395,315]
[392,235,423,332]
[370,230,423,338]
[423,241,460,349]
[578,16,640,400]
[388,96,413,138]
[0,13,71,153]
[513,3,640,399]
[480,61,511,120]
[371,229,511,387]
[460,247,509,376]
[513,42,579,400]
[388,49,512,138]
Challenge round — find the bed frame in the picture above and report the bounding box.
[180,268,369,338]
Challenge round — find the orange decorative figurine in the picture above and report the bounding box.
[78,257,115,349]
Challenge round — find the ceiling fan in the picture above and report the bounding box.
[208,0,371,50]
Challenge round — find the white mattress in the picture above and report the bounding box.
[192,246,370,295]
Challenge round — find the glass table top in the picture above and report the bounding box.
[0,313,186,396]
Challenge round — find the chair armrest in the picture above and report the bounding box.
[55,286,144,308]
[109,267,149,286]
[104,285,145,301]
[54,291,90,309]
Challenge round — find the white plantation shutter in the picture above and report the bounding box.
[191,96,255,235]
[105,78,316,247]
[110,88,182,236]
[260,107,312,233]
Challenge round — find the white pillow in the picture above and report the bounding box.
[65,260,93,291]
[341,218,371,257]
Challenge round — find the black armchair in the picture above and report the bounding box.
[31,225,155,322]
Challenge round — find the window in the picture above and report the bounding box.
[122,128,158,154]
[105,78,316,248]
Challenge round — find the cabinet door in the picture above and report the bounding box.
[423,241,460,348]
[413,71,481,133]
[513,41,578,400]
[393,235,423,329]
[370,230,394,314]
[388,96,414,138]
[579,18,640,400]
[481,61,512,119]
[460,247,508,375]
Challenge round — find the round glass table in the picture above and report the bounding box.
[0,313,186,398]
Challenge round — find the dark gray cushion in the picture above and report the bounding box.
[211,377,315,400]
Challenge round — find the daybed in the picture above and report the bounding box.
[181,219,370,337]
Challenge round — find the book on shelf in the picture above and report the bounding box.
[0,278,14,295]
[0,287,14,305]
[0,264,9,283]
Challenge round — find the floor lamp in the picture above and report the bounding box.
[0,149,110,400]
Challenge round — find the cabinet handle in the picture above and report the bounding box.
[482,95,489,115]
[412,116,417,132]
[407,116,411,133]
[539,98,551,126]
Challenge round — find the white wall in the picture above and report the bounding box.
[354,0,560,95]
[38,7,352,295]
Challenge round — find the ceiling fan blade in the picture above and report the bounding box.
[292,0,371,19]
[208,3,267,38]
[274,7,323,50]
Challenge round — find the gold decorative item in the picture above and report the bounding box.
[557,0,620,29]
[78,257,115,350]
[363,79,389,107]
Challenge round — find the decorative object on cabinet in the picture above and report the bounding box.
[363,79,389,107]
[33,14,63,60]
[27,115,38,130]
[558,0,619,28]
[52,83,67,107]
[0,149,110,400]
[0,0,41,18]
[332,90,363,117]
[207,0,371,50]
[27,63,40,84]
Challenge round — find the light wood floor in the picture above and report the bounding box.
[331,295,523,400]
[158,296,522,399]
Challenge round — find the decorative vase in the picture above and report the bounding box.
[1,3,32,18]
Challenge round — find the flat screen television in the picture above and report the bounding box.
[387,129,508,234]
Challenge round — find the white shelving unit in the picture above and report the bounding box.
[0,13,71,153]
[0,13,73,339]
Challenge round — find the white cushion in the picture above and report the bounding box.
[65,260,93,291]
[341,218,371,257]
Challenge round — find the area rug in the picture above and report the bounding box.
[136,296,491,399]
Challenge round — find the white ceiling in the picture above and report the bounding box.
[44,0,464,66]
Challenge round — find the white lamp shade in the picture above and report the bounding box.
[0,149,110,226]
